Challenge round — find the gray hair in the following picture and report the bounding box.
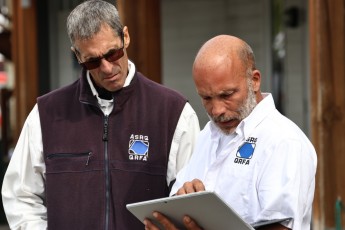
[67,0,123,46]
[237,42,256,78]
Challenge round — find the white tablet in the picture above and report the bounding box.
[126,191,254,230]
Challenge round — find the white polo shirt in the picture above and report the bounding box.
[171,93,317,230]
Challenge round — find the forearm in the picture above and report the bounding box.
[167,103,200,185]
[2,152,47,229]
[2,105,47,229]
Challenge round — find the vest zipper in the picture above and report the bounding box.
[103,115,110,230]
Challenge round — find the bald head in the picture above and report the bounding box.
[193,35,256,75]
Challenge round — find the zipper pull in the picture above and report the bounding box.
[86,152,92,166]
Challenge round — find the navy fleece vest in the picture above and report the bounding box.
[38,70,186,230]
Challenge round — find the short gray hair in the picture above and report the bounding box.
[67,0,123,46]
[237,42,256,78]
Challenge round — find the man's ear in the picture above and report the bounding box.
[252,69,261,92]
[123,26,130,48]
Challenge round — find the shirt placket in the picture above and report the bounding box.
[204,133,244,191]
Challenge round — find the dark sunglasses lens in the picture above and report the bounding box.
[106,49,124,62]
[82,60,101,70]
[81,48,124,70]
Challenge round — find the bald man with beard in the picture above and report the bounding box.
[144,35,317,230]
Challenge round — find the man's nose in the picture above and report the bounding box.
[211,100,225,117]
[99,58,113,72]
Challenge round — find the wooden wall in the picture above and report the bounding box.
[11,0,38,143]
[117,0,161,83]
[310,0,345,228]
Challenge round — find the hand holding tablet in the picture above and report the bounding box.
[126,191,255,230]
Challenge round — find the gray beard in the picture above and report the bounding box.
[237,84,257,121]
[212,81,257,135]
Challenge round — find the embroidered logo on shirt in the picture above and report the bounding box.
[234,137,257,165]
[129,134,149,161]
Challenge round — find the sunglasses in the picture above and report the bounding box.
[77,33,125,70]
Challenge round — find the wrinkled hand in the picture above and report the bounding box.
[144,179,206,230]
[144,212,203,230]
[176,179,205,195]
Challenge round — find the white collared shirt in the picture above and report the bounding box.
[1,60,200,230]
[171,93,317,230]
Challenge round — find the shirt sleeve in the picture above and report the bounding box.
[257,138,316,230]
[1,104,47,230]
[166,102,200,186]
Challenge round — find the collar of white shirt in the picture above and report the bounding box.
[85,60,136,115]
[209,93,275,142]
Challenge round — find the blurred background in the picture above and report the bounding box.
[0,0,344,229]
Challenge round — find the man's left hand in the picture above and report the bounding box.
[144,211,203,230]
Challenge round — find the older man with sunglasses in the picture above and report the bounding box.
[1,1,200,229]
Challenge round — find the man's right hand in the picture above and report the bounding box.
[176,179,205,195]
[144,178,206,230]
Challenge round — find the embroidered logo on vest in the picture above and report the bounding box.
[129,134,149,161]
[234,137,257,165]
